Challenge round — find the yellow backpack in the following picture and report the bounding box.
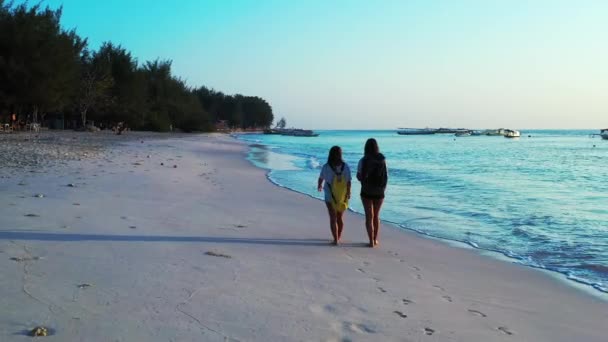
[329,165,348,212]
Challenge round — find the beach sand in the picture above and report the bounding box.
[0,132,606,341]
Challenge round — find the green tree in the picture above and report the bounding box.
[0,1,85,121]
[276,117,286,129]
[76,49,113,126]
[0,1,272,133]
[142,59,210,132]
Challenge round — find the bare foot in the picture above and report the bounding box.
[369,242,375,248]
[332,240,339,246]
[374,239,379,246]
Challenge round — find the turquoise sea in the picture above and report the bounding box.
[236,130,608,294]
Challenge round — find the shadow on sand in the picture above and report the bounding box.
[0,231,366,247]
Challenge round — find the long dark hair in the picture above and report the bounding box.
[364,138,380,157]
[327,146,343,167]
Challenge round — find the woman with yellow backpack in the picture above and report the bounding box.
[317,146,352,245]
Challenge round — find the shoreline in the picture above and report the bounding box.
[1,132,607,341]
[238,135,608,299]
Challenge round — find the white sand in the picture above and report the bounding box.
[0,132,606,341]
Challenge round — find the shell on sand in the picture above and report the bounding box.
[29,326,49,337]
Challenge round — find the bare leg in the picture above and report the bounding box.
[336,211,345,242]
[372,198,384,246]
[325,202,338,244]
[361,197,374,247]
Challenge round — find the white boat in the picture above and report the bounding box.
[601,129,608,140]
[482,128,506,136]
[397,128,437,135]
[454,130,472,137]
[504,129,521,138]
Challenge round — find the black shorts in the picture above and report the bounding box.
[360,185,385,200]
[361,193,385,200]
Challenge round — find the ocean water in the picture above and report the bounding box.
[236,130,608,293]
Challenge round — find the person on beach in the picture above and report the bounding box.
[357,138,388,248]
[318,146,352,245]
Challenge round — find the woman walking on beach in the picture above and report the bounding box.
[318,146,352,245]
[357,138,388,247]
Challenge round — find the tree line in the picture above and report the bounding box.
[0,1,274,132]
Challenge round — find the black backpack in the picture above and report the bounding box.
[363,157,387,188]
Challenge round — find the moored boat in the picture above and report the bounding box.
[281,129,319,137]
[436,128,468,134]
[264,128,319,136]
[601,129,608,140]
[504,129,521,138]
[263,129,282,135]
[454,130,472,137]
[288,129,319,137]
[455,132,471,137]
[482,128,506,136]
[397,128,437,135]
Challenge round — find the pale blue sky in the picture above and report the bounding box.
[45,0,607,129]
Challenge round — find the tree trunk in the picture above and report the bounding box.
[81,107,88,128]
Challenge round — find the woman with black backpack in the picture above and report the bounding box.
[357,138,388,248]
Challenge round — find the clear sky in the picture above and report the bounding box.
[44,0,607,129]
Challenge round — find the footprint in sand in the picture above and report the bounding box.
[411,266,421,271]
[204,251,232,259]
[424,327,435,335]
[402,299,414,305]
[342,322,376,334]
[441,295,453,303]
[393,311,407,318]
[362,261,371,266]
[468,309,487,318]
[323,304,339,314]
[356,268,366,274]
[377,287,387,293]
[498,326,514,335]
[415,274,423,280]
[433,285,445,292]
[10,256,40,262]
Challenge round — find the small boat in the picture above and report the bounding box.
[454,130,472,137]
[397,128,437,135]
[504,129,521,138]
[601,129,608,140]
[436,128,467,134]
[482,128,506,136]
[263,129,282,135]
[280,129,319,137]
[470,130,482,136]
[289,129,319,137]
